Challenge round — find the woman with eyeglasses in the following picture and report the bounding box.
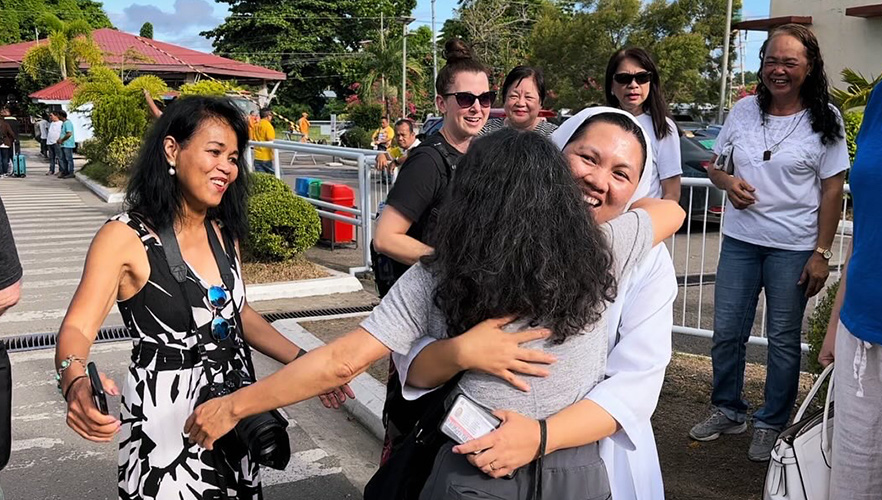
[605,48,682,202]
[481,66,557,136]
[54,96,352,499]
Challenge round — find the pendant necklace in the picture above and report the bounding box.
[762,109,806,161]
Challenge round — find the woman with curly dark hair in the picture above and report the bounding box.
[55,96,350,499]
[186,128,684,498]
[692,23,849,462]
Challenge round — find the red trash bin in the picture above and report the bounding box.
[319,183,355,244]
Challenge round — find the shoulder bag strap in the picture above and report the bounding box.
[204,219,234,290]
[155,222,234,498]
[157,224,188,285]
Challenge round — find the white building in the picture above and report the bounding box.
[734,1,882,89]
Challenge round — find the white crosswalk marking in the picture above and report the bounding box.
[1,174,120,335]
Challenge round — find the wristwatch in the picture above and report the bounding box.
[816,247,833,260]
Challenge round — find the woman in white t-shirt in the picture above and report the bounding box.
[691,23,849,463]
[605,47,682,201]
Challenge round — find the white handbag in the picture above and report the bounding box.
[764,363,834,500]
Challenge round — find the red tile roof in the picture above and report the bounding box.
[29,79,78,101]
[0,28,285,81]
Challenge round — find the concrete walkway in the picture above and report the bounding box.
[0,147,119,337]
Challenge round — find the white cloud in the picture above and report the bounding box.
[111,0,220,36]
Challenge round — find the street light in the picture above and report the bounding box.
[432,0,437,104]
[717,0,734,124]
[401,17,415,119]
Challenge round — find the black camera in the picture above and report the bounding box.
[199,371,291,470]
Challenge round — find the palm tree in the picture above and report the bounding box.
[38,14,102,80]
[832,68,881,111]
[360,35,425,117]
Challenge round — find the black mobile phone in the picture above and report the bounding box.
[86,362,108,415]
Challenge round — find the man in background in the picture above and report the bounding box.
[0,110,14,177]
[298,112,310,143]
[248,110,260,140]
[375,119,420,184]
[371,116,394,151]
[252,108,276,174]
[56,110,75,178]
[37,113,49,158]
[45,112,61,176]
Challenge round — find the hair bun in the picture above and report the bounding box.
[443,38,472,63]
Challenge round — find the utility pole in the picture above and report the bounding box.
[432,0,438,105]
[717,0,734,124]
[739,30,745,88]
[402,17,415,118]
[380,13,386,116]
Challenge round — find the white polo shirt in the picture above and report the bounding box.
[636,113,682,199]
[713,96,849,251]
[46,121,62,144]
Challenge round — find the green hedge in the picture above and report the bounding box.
[340,126,372,149]
[347,103,383,131]
[250,172,291,197]
[806,279,840,376]
[106,136,142,173]
[246,175,320,261]
[78,138,107,165]
[844,111,863,165]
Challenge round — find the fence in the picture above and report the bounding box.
[672,178,852,352]
[246,139,377,275]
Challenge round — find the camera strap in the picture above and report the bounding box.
[157,219,242,500]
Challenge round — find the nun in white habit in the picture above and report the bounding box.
[393,107,676,500]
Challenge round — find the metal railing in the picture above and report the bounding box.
[671,178,852,352]
[246,140,377,275]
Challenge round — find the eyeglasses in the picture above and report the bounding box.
[613,72,652,86]
[208,285,232,341]
[442,91,497,109]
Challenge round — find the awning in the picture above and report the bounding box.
[732,16,812,31]
[845,3,882,18]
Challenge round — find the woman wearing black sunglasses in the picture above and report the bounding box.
[372,37,490,291]
[54,96,352,499]
[605,48,682,202]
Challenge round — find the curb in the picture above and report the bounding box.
[74,172,125,203]
[246,267,363,301]
[273,319,386,441]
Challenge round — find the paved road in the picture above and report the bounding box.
[0,160,121,337]
[0,329,380,499]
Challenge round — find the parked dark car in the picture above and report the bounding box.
[679,134,725,224]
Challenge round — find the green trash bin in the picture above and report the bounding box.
[308,179,323,199]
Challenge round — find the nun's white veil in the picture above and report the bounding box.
[550,106,655,210]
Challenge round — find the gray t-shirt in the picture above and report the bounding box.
[361,209,653,419]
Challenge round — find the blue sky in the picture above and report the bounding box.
[102,0,770,71]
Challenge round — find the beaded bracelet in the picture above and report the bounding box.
[55,354,87,393]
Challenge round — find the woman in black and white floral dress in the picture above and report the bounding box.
[54,96,353,499]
